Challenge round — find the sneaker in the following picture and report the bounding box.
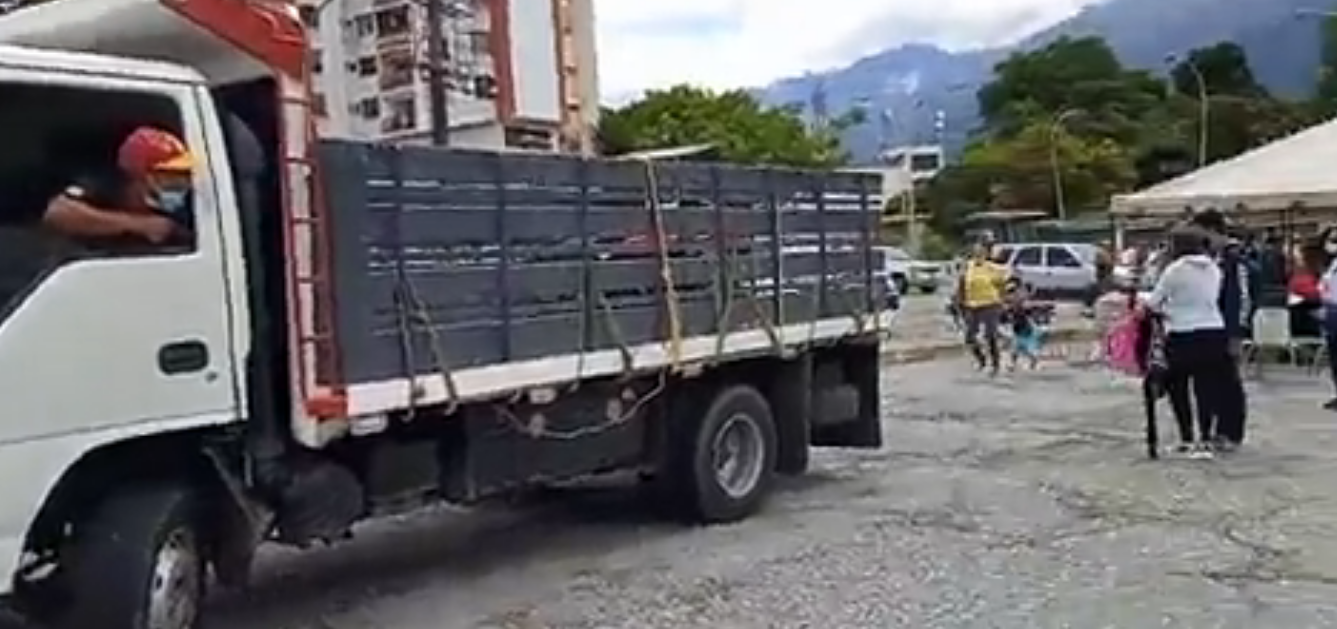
[1323,398,1337,411]
[1173,443,1194,455]
[1188,444,1215,460]
[1212,437,1240,454]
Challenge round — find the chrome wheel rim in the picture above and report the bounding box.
[147,528,202,629]
[711,414,765,499]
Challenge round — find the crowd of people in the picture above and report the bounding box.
[956,209,1337,458]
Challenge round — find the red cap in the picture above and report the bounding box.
[117,127,195,175]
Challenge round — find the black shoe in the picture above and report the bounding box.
[1324,398,1337,411]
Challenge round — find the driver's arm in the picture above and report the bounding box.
[41,193,140,239]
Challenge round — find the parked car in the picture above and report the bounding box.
[871,247,903,311]
[874,246,941,295]
[990,242,1100,300]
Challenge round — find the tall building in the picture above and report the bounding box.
[299,0,599,153]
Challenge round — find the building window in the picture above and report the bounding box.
[382,95,417,133]
[471,75,497,99]
[466,30,490,57]
[375,6,411,37]
[356,56,377,77]
[310,49,323,73]
[353,14,375,37]
[378,48,415,90]
[505,125,554,151]
[313,92,328,117]
[298,4,319,28]
[352,97,380,119]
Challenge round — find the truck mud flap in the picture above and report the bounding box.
[810,341,882,449]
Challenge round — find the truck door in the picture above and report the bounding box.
[0,67,240,444]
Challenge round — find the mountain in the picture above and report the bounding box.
[761,0,1330,162]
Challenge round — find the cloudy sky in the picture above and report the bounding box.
[593,0,1101,101]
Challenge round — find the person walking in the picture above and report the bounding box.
[1190,209,1250,451]
[958,241,1008,376]
[1145,227,1234,459]
[1317,227,1337,411]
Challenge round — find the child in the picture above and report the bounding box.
[1004,278,1040,370]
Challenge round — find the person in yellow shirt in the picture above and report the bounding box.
[957,241,1009,374]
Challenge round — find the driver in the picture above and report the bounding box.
[41,126,195,249]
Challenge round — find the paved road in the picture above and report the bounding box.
[201,358,1337,629]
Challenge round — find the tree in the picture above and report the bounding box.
[957,123,1135,214]
[1315,15,1337,114]
[597,85,852,167]
[976,36,1167,143]
[1170,42,1268,99]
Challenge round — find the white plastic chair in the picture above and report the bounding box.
[1242,308,1294,377]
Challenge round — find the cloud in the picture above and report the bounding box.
[593,0,1101,100]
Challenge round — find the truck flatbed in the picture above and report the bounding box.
[320,141,888,417]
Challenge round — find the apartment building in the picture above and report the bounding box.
[300,0,599,153]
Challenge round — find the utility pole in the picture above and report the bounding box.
[424,0,449,145]
[1049,108,1083,221]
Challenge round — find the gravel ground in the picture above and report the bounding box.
[199,356,1337,629]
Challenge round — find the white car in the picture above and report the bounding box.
[991,242,1100,299]
[874,246,942,295]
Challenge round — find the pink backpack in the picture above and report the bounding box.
[1104,313,1143,376]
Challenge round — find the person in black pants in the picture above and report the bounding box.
[1190,210,1250,451]
[1146,227,1234,458]
[1316,227,1337,411]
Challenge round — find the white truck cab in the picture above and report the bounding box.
[0,1,320,625]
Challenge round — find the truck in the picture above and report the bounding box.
[0,1,888,627]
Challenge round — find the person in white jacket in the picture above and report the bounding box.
[1144,227,1234,458]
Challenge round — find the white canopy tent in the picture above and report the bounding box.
[1110,117,1337,217]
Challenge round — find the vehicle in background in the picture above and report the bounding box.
[874,246,941,295]
[0,2,889,627]
[990,242,1100,300]
[870,248,902,312]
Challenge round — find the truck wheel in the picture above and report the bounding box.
[671,385,778,524]
[60,484,206,629]
[893,275,909,296]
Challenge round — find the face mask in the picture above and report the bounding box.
[153,189,189,214]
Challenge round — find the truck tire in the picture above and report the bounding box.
[667,384,778,524]
[893,275,909,296]
[60,484,206,629]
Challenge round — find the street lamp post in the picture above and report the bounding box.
[1165,53,1209,167]
[1049,108,1083,221]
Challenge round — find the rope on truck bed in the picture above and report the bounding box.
[641,159,685,372]
[393,267,461,418]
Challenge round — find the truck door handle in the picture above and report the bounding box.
[158,340,209,375]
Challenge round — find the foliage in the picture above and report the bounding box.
[1315,15,1337,115]
[1170,42,1268,98]
[919,33,1322,239]
[976,36,1167,143]
[597,85,852,167]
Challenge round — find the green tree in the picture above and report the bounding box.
[957,123,1135,214]
[597,85,853,167]
[1170,42,1268,99]
[1315,15,1337,114]
[976,36,1166,143]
